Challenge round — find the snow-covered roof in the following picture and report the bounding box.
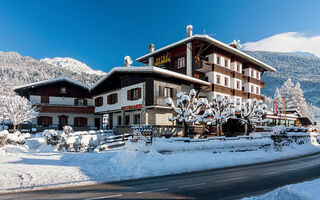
[90,66,211,91]
[13,77,90,91]
[136,34,277,72]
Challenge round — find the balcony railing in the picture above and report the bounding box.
[212,84,233,95]
[194,60,212,73]
[233,89,249,98]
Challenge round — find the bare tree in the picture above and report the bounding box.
[201,96,235,136]
[236,98,268,135]
[165,89,207,137]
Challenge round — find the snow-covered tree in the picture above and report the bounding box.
[236,98,268,135]
[200,96,235,136]
[165,89,208,136]
[274,88,283,113]
[292,82,310,118]
[280,78,294,109]
[1,95,38,132]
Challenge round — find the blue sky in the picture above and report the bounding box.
[0,0,320,72]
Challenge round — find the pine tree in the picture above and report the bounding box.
[274,88,283,113]
[292,82,310,118]
[280,78,294,109]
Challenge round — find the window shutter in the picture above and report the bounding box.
[172,88,177,99]
[37,117,42,125]
[83,118,87,126]
[127,90,131,100]
[107,95,111,104]
[75,99,79,105]
[74,117,79,126]
[115,93,118,103]
[159,86,163,97]
[138,88,141,99]
[95,98,98,106]
[84,99,87,105]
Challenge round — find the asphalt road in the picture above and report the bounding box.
[2,152,320,200]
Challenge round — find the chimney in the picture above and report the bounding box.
[187,25,193,37]
[149,43,155,53]
[124,56,133,67]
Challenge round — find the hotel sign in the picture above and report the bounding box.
[121,104,142,111]
[154,54,171,66]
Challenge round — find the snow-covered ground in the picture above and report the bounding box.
[243,178,320,200]
[1,132,320,193]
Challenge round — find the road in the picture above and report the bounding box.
[1,152,320,200]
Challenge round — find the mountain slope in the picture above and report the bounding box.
[0,51,103,87]
[40,57,105,76]
[244,50,320,107]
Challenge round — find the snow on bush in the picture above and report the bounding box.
[63,125,73,135]
[6,131,27,145]
[0,130,8,146]
[43,129,61,145]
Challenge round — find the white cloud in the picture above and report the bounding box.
[242,32,320,57]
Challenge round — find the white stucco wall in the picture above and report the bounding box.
[94,82,144,113]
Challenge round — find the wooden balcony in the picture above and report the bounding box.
[233,89,249,98]
[248,93,265,101]
[212,64,233,76]
[212,84,233,95]
[232,71,248,82]
[194,60,213,73]
[248,77,265,88]
[37,105,95,114]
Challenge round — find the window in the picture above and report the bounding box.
[41,96,49,104]
[74,117,87,127]
[75,98,87,106]
[236,80,241,90]
[37,116,52,127]
[95,96,103,107]
[60,87,67,94]
[117,116,122,126]
[256,72,260,79]
[164,87,173,98]
[216,75,221,84]
[251,85,255,93]
[256,86,260,94]
[107,93,118,104]
[177,57,185,68]
[134,114,140,124]
[237,64,241,72]
[216,56,220,65]
[251,70,254,77]
[225,59,229,68]
[127,88,141,101]
[224,77,229,86]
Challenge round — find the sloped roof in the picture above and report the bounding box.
[90,66,211,91]
[13,77,90,91]
[136,34,276,72]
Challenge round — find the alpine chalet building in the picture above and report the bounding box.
[15,25,276,132]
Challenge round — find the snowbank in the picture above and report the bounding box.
[0,132,319,193]
[243,178,320,200]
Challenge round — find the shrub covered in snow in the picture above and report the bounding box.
[0,130,8,146]
[63,125,73,135]
[42,129,61,145]
[6,131,27,145]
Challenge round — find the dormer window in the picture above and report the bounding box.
[60,87,67,94]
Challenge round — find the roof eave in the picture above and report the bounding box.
[136,35,277,72]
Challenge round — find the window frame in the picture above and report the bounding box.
[177,57,185,69]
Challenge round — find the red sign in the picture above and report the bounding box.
[273,101,278,116]
[121,104,142,111]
